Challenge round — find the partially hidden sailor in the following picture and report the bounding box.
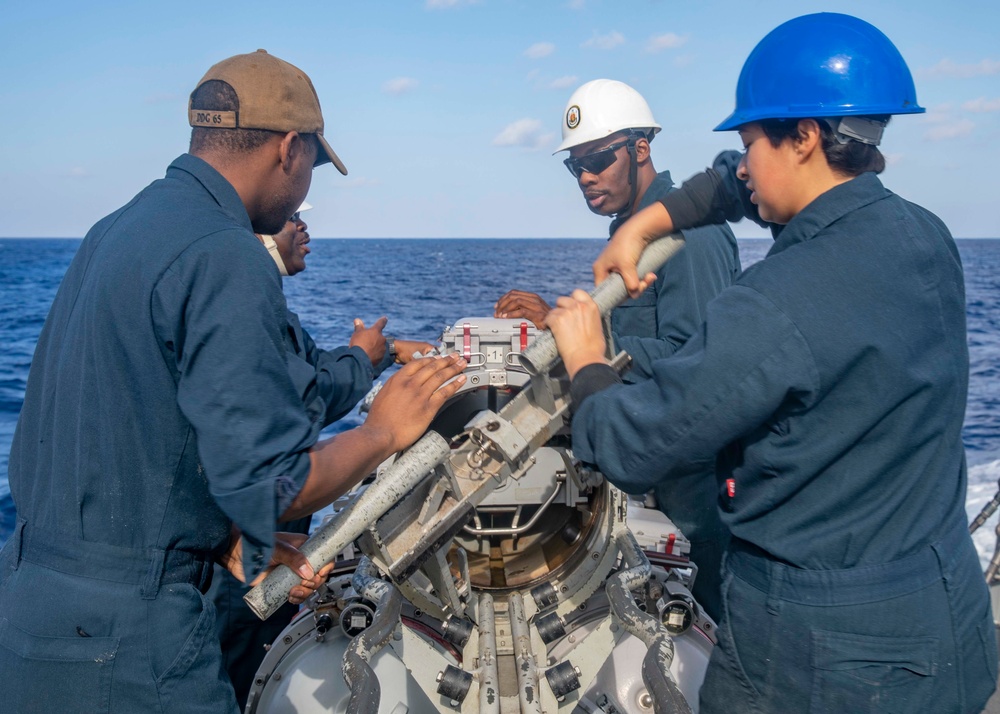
[211,200,436,709]
[495,79,740,621]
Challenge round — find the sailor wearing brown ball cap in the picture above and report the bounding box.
[1,50,466,713]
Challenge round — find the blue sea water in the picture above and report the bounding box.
[2,237,1000,560]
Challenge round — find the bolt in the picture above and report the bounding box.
[274,672,282,681]
[592,552,600,560]
[486,421,500,432]
[638,692,653,709]
[436,671,445,682]
[283,635,292,644]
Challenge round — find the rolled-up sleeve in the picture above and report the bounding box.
[152,230,320,576]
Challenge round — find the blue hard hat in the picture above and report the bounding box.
[715,13,925,131]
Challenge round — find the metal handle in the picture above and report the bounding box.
[244,432,451,620]
[518,234,685,375]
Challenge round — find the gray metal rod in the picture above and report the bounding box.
[509,591,543,714]
[245,432,451,620]
[519,234,685,375]
[478,593,500,714]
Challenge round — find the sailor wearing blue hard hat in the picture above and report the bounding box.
[547,13,998,712]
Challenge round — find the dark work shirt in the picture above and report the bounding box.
[608,171,741,381]
[9,154,319,579]
[284,310,375,429]
[573,170,970,569]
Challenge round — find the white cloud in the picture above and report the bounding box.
[566,0,585,8]
[426,0,480,8]
[63,167,90,178]
[921,58,1000,79]
[962,97,1000,113]
[524,42,555,59]
[922,104,956,125]
[382,77,419,95]
[672,54,694,68]
[883,153,905,167]
[924,119,975,141]
[492,118,555,150]
[920,105,976,140]
[582,31,625,51]
[548,75,578,90]
[644,33,688,53]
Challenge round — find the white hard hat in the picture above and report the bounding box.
[554,79,661,153]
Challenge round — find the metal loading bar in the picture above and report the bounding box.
[245,234,686,620]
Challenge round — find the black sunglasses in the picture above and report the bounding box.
[563,139,630,179]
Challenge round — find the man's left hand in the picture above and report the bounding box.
[350,317,389,367]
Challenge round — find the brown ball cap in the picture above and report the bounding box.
[188,49,347,175]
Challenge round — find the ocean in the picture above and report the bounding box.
[2,237,999,564]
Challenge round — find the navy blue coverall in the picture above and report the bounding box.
[210,308,388,708]
[573,154,998,712]
[0,154,322,713]
[607,170,740,621]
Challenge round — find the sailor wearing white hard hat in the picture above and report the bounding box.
[495,79,740,621]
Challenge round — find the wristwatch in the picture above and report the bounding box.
[385,335,398,363]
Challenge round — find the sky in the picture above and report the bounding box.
[1,0,998,239]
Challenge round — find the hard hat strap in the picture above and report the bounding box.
[823,116,888,146]
[613,137,640,222]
